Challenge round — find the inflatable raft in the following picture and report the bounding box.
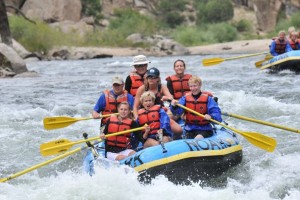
[83,125,243,185]
[260,50,300,73]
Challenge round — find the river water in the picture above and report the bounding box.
[0,55,299,200]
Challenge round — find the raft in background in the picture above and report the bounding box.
[260,50,300,73]
[83,125,243,185]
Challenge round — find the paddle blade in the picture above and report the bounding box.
[43,117,80,130]
[255,54,273,68]
[40,139,73,156]
[202,58,224,66]
[243,132,277,152]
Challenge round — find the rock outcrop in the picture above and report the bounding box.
[0,42,27,77]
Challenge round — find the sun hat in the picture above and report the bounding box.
[132,55,151,66]
[112,76,124,84]
[146,67,160,77]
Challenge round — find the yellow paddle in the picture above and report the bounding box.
[0,146,86,183]
[255,54,274,68]
[43,113,118,130]
[176,104,277,152]
[202,52,268,66]
[40,126,145,156]
[222,112,299,134]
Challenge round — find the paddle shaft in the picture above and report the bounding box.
[203,52,268,66]
[222,112,300,133]
[43,113,118,130]
[176,104,276,152]
[41,126,145,155]
[0,146,86,183]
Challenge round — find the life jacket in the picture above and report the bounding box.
[166,74,192,99]
[106,115,132,148]
[102,90,128,124]
[129,72,144,97]
[138,105,161,135]
[145,84,164,107]
[185,92,209,125]
[275,39,288,54]
[288,39,299,50]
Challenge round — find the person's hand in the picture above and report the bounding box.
[161,96,172,102]
[143,125,150,139]
[171,99,177,107]
[99,133,105,140]
[145,125,150,133]
[92,112,100,119]
[204,114,211,120]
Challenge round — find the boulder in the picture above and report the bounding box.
[21,0,82,22]
[0,43,28,76]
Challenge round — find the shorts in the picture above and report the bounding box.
[106,149,134,161]
[185,130,213,139]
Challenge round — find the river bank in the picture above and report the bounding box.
[83,39,271,57]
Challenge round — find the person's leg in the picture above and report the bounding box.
[143,138,159,148]
[170,119,183,140]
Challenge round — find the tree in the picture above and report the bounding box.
[0,0,12,46]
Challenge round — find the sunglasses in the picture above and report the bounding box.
[135,64,147,68]
[147,76,158,79]
[113,83,123,87]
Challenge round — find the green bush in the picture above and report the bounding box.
[109,9,159,37]
[196,0,233,24]
[81,0,102,22]
[172,22,237,46]
[9,16,65,53]
[172,26,214,46]
[158,0,187,28]
[235,19,252,32]
[208,23,237,42]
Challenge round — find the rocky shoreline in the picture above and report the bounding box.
[52,39,271,58]
[0,39,272,78]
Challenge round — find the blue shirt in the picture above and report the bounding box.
[170,95,222,131]
[93,90,134,113]
[136,108,172,137]
[270,40,292,56]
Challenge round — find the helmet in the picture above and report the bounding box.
[147,67,160,78]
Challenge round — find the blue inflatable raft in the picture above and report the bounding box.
[260,50,300,73]
[83,125,243,185]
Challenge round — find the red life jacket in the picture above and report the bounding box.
[202,91,213,97]
[185,92,209,125]
[129,72,144,97]
[106,115,132,148]
[102,90,128,124]
[166,74,192,99]
[275,39,288,54]
[288,39,299,50]
[138,105,161,135]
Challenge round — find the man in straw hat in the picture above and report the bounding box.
[92,75,134,127]
[125,55,151,97]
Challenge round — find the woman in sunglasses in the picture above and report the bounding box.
[133,67,183,139]
[125,55,150,97]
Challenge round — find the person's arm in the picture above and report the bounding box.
[285,42,293,52]
[100,118,110,139]
[159,108,172,137]
[170,96,185,116]
[92,94,106,118]
[270,41,278,56]
[125,76,132,92]
[207,96,222,122]
[133,85,144,119]
[127,94,135,110]
[161,85,173,101]
[166,79,174,96]
[131,121,144,143]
